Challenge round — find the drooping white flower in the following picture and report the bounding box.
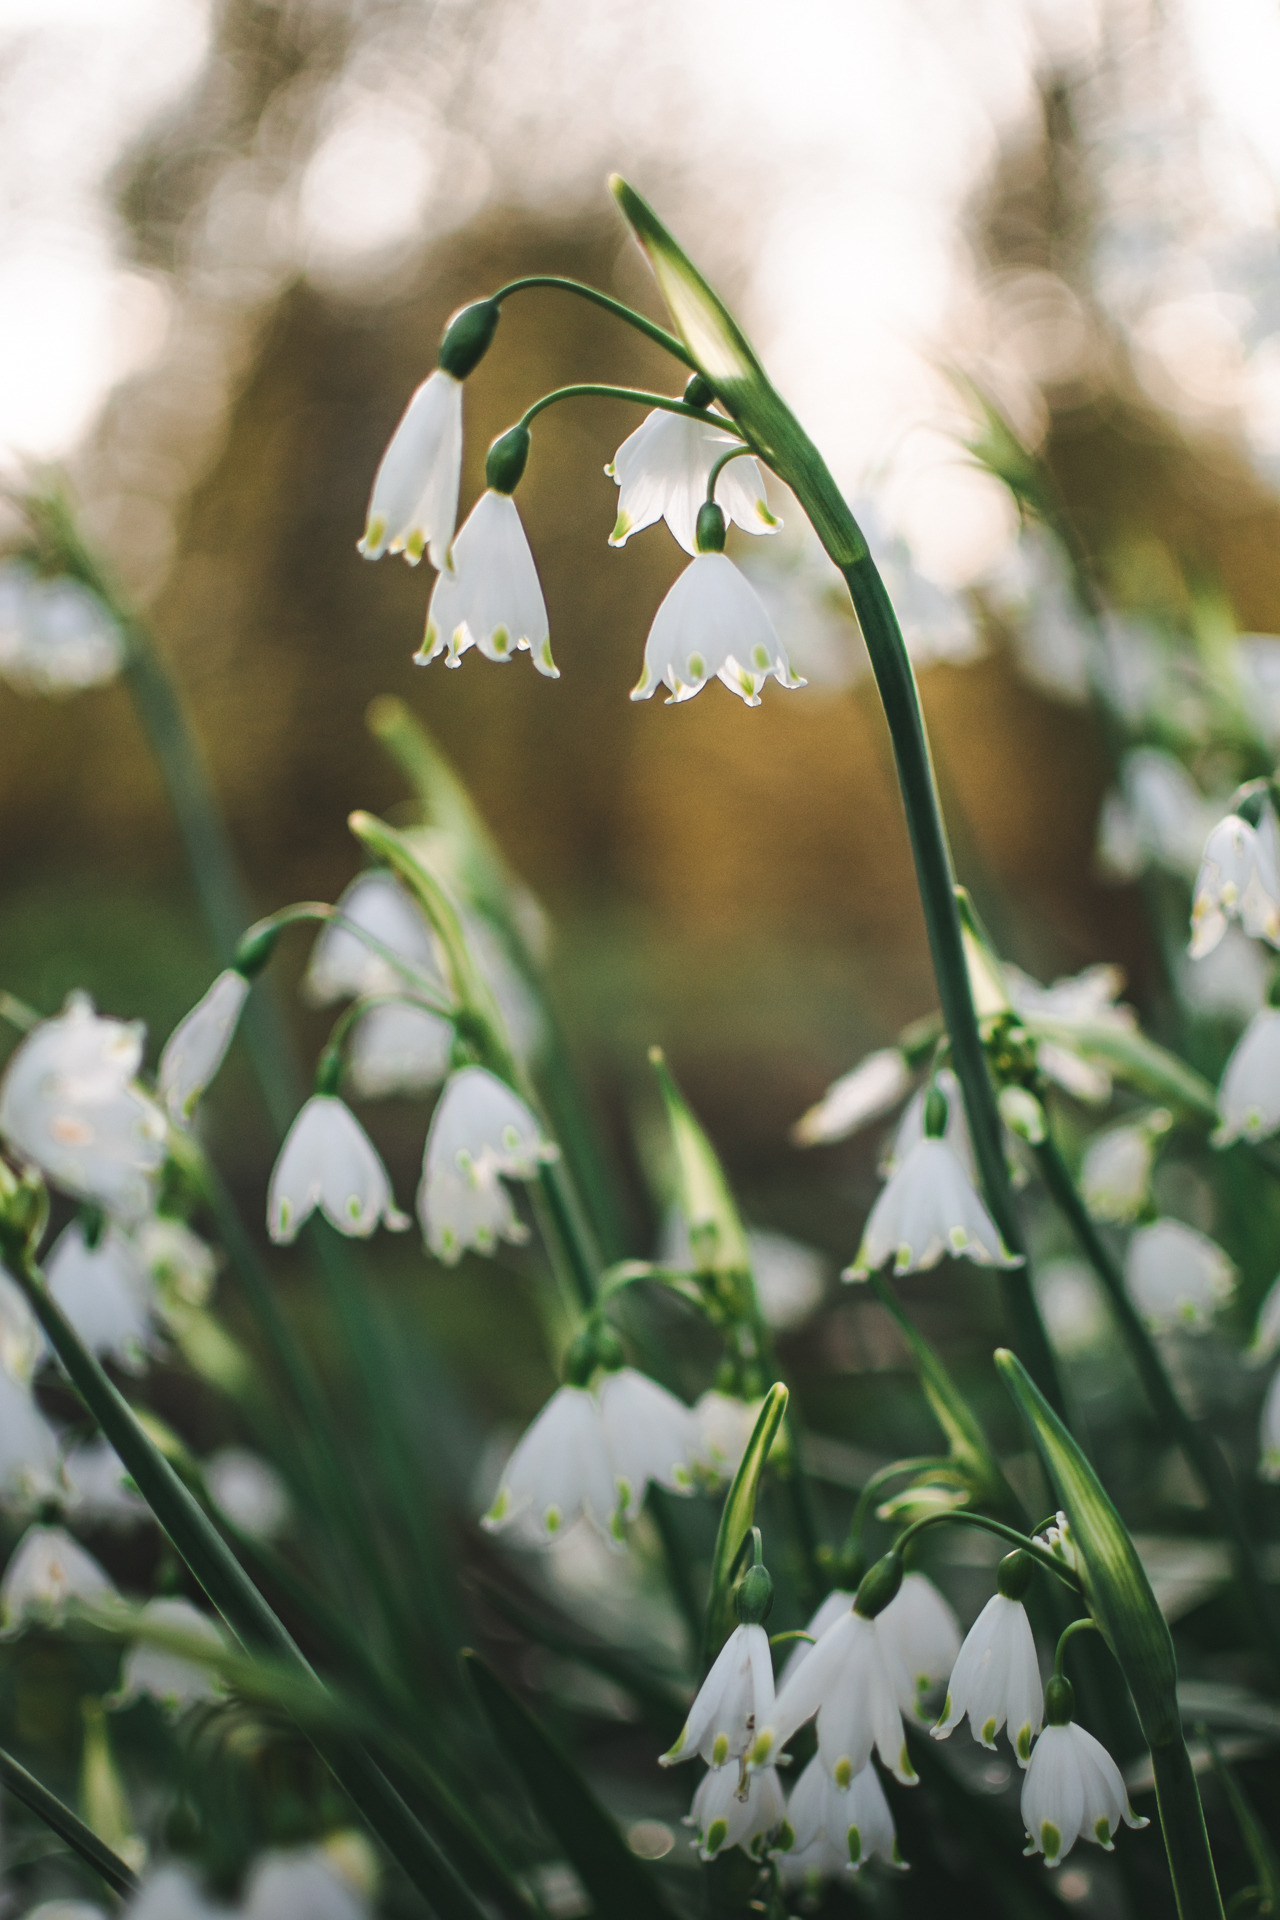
[358,369,463,570]
[483,1386,618,1545]
[932,1593,1043,1765]
[631,552,805,706]
[1178,925,1268,1020]
[1005,961,1137,1104]
[347,1002,453,1099]
[114,1596,226,1714]
[62,1437,148,1527]
[1125,1218,1235,1332]
[845,1137,1020,1281]
[135,1216,218,1306]
[880,1069,977,1182]
[661,1622,775,1769]
[242,1847,370,1920]
[268,1096,409,1244]
[157,970,250,1123]
[777,1591,854,1689]
[0,1523,115,1632]
[1215,1009,1280,1145]
[305,872,442,1005]
[597,1367,700,1517]
[1189,808,1280,959]
[876,1572,962,1721]
[1080,1112,1170,1223]
[416,1066,556,1263]
[686,1761,788,1862]
[1035,1260,1108,1357]
[1020,1717,1148,1865]
[0,564,124,695]
[206,1448,290,1539]
[1097,750,1216,882]
[0,1369,61,1506]
[419,490,557,677]
[785,1755,903,1875]
[0,994,166,1222]
[1259,1369,1280,1480]
[0,1266,43,1383]
[46,1224,160,1373]
[123,1865,229,1920]
[791,1049,913,1147]
[692,1391,763,1483]
[762,1607,916,1785]
[606,410,778,554]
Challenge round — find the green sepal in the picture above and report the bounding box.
[485,425,531,495]
[702,1382,788,1666]
[694,501,726,553]
[997,1550,1033,1601]
[995,1348,1180,1745]
[437,299,500,380]
[1044,1673,1074,1727]
[648,1047,750,1280]
[231,920,280,979]
[461,1650,680,1920]
[735,1561,774,1626]
[854,1551,903,1621]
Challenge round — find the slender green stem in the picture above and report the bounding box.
[895,1509,1080,1589]
[535,1161,599,1312]
[848,1456,951,1553]
[704,443,755,503]
[518,384,744,434]
[1151,1736,1227,1920]
[1034,1130,1280,1672]
[0,1744,139,1899]
[1053,1614,1099,1676]
[492,275,694,366]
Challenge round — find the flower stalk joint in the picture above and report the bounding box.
[437,299,501,380]
[231,921,279,979]
[735,1560,774,1627]
[1044,1673,1073,1727]
[694,501,727,554]
[997,1550,1034,1601]
[485,426,531,496]
[854,1550,904,1621]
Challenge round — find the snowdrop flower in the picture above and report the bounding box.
[347,1002,453,1099]
[763,1601,916,1785]
[785,1754,903,1874]
[0,1369,61,1506]
[1215,1008,1280,1144]
[0,1523,115,1632]
[268,1096,409,1244]
[157,971,250,1122]
[0,564,124,695]
[1005,962,1136,1104]
[845,1135,1020,1281]
[1178,925,1268,1021]
[791,1049,913,1147]
[46,1224,159,1372]
[123,1865,229,1920]
[606,407,777,553]
[662,1622,775,1770]
[135,1216,217,1306]
[0,994,166,1222]
[206,1448,289,1539]
[115,1596,226,1714]
[304,872,441,1005]
[0,1267,42,1383]
[777,1591,854,1689]
[687,1759,788,1862]
[659,1212,824,1329]
[597,1367,699,1516]
[483,1385,617,1545]
[417,1066,556,1264]
[419,486,557,678]
[242,1847,370,1920]
[1190,810,1280,958]
[933,1569,1043,1765]
[62,1437,148,1527]
[1125,1218,1235,1332]
[1020,1679,1147,1865]
[1259,1370,1280,1480]
[358,369,462,570]
[880,1068,976,1182]
[1097,750,1215,882]
[1036,1260,1108,1357]
[1080,1112,1170,1223]
[876,1572,962,1720]
[692,1390,763,1482]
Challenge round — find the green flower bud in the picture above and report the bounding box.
[437,299,500,380]
[853,1549,903,1620]
[683,373,714,410]
[997,1549,1033,1600]
[998,1084,1046,1145]
[485,425,531,496]
[1044,1673,1074,1726]
[694,501,726,554]
[735,1561,774,1625]
[232,921,280,979]
[562,1319,623,1387]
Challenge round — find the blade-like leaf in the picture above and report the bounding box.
[648,1048,751,1280]
[462,1651,680,1920]
[702,1383,788,1665]
[866,1271,1007,1506]
[0,1744,138,1900]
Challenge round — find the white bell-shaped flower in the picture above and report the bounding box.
[932,1591,1043,1765]
[0,994,166,1222]
[1097,749,1215,882]
[135,1216,217,1306]
[597,1367,700,1517]
[1005,961,1136,1104]
[0,564,124,695]
[114,1596,226,1715]
[1021,1705,1148,1865]
[791,1049,913,1147]
[46,1224,160,1372]
[692,1390,763,1483]
[0,1267,43,1384]
[762,1607,916,1785]
[880,1069,976,1182]
[419,491,557,677]
[0,1523,115,1632]
[123,1865,229,1920]
[1259,1369,1280,1480]
[632,550,804,706]
[606,410,778,554]
[686,1761,788,1863]
[1190,809,1280,958]
[242,1847,370,1920]
[845,1137,1020,1280]
[268,1096,409,1244]
[876,1572,962,1721]
[483,1385,618,1545]
[661,1622,775,1769]
[347,1002,453,1100]
[1125,1218,1235,1332]
[157,970,250,1123]
[786,1754,903,1874]
[417,1066,556,1264]
[62,1437,148,1527]
[305,872,441,1005]
[358,369,463,570]
[1080,1120,1158,1223]
[777,1591,855,1689]
[0,1369,61,1506]
[1215,1008,1280,1145]
[206,1448,289,1539]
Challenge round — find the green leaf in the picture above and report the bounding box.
[865,1272,1006,1504]
[462,1651,680,1920]
[648,1048,751,1280]
[995,1348,1180,1745]
[702,1383,788,1665]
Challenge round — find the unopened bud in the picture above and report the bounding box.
[437,300,500,380]
[485,425,531,495]
[998,1085,1046,1144]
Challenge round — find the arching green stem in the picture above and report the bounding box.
[895,1509,1081,1591]
[704,442,757,503]
[1054,1614,1100,1677]
[518,384,744,435]
[493,274,694,366]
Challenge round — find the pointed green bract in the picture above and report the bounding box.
[702,1382,788,1665]
[649,1047,751,1278]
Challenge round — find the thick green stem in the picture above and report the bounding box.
[1034,1132,1280,1672]
[0,1744,139,1899]
[1151,1736,1227,1920]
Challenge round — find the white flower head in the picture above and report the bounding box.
[206,1448,290,1539]
[597,1367,699,1517]
[880,1069,976,1182]
[46,1223,159,1373]
[417,1067,556,1264]
[1125,1218,1235,1333]
[876,1572,962,1720]
[692,1390,764,1484]
[304,872,441,1006]
[358,369,463,570]
[347,1002,453,1100]
[786,1754,903,1874]
[114,1596,227,1715]
[0,1523,115,1633]
[157,970,250,1123]
[791,1049,913,1147]
[0,1266,43,1384]
[419,490,557,678]
[686,1760,788,1862]
[483,1384,618,1546]
[62,1437,148,1527]
[0,994,166,1222]
[1215,1008,1280,1145]
[1260,1369,1280,1480]
[661,1622,775,1769]
[1190,809,1280,959]
[606,409,778,554]
[135,1216,218,1307]
[123,1865,230,1920]
[0,564,124,695]
[632,551,804,706]
[932,1591,1044,1766]
[845,1136,1020,1281]
[763,1607,917,1786]
[1021,1708,1147,1865]
[777,1591,854,1689]
[1098,749,1215,882]
[268,1096,409,1244]
[1080,1111,1170,1224]
[0,1369,61,1507]
[242,1847,370,1920]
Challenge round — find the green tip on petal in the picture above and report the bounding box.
[484,1489,509,1525]
[1040,1821,1061,1863]
[711,1732,728,1767]
[748,1730,773,1767]
[609,510,632,545]
[658,1731,685,1767]
[981,1716,998,1747]
[1094,1817,1114,1847]
[754,501,779,527]
[847,1827,862,1866]
[899,1743,917,1782]
[705,1818,727,1856]
[777,1821,795,1854]
[1016,1723,1033,1763]
[834,1757,853,1789]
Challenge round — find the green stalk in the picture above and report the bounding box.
[1151,1737,1227,1920]
[0,1744,139,1899]
[1034,1131,1280,1672]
